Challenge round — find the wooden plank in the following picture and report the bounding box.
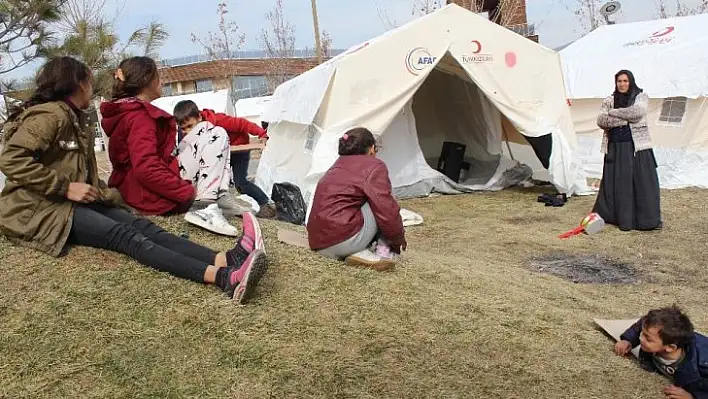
[277,229,310,249]
[230,143,265,152]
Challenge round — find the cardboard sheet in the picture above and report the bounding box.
[277,229,309,249]
[594,318,641,358]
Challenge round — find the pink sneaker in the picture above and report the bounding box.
[374,240,399,261]
[375,241,391,258]
[228,250,268,305]
[241,211,265,254]
[225,212,265,269]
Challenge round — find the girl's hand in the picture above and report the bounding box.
[66,183,99,203]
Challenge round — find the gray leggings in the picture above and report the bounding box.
[318,203,378,259]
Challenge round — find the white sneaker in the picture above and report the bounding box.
[185,204,238,236]
[217,192,253,217]
[344,249,396,272]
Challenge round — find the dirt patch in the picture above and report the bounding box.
[505,214,561,225]
[527,252,641,284]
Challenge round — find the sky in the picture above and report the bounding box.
[4,0,704,79]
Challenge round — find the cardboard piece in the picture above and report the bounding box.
[277,229,310,249]
[594,318,641,358]
[231,143,265,152]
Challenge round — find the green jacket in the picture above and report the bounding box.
[0,101,124,256]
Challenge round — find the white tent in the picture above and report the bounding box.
[235,96,271,124]
[256,4,588,210]
[151,89,235,116]
[561,14,708,189]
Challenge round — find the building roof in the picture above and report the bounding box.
[158,58,322,84]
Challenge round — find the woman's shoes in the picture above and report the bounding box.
[344,250,396,272]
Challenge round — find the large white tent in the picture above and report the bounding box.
[256,4,589,210]
[151,89,234,116]
[561,14,708,189]
[235,96,271,124]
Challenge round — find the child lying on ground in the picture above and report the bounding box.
[614,306,708,399]
[173,100,276,219]
[307,127,406,271]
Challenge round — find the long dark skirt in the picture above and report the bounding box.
[593,142,662,231]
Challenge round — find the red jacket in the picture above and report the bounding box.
[200,109,268,146]
[307,155,405,250]
[100,98,195,215]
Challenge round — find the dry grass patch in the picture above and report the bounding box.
[1,187,707,398]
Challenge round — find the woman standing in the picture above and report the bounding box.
[595,70,662,231]
[0,57,267,304]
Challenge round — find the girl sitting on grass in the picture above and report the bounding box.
[0,57,266,304]
[307,127,407,271]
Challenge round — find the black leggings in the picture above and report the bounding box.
[68,203,218,282]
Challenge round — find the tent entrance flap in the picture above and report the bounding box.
[413,67,503,186]
[376,60,534,199]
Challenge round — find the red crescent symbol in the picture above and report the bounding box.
[651,26,674,37]
[471,40,482,54]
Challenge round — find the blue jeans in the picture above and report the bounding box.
[231,151,270,206]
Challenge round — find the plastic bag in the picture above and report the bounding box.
[271,182,307,225]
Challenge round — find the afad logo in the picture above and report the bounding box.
[624,26,675,47]
[405,47,437,75]
[461,40,493,64]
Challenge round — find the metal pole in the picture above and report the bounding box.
[311,0,323,63]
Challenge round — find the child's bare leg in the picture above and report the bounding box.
[203,265,220,284]
[214,252,227,268]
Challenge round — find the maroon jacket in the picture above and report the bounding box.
[100,98,195,215]
[307,155,405,250]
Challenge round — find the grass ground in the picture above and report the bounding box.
[1,187,707,398]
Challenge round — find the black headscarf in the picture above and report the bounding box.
[613,69,643,109]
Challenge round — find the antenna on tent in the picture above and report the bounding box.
[599,1,621,25]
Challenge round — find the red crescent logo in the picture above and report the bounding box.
[471,40,482,54]
[651,26,674,37]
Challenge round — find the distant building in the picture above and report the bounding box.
[446,0,538,42]
[157,49,345,102]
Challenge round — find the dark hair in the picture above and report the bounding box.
[173,100,201,124]
[614,69,642,93]
[8,57,91,122]
[112,56,159,100]
[338,127,377,156]
[643,305,694,348]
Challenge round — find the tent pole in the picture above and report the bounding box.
[501,122,516,161]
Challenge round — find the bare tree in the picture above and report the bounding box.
[375,0,401,29]
[0,0,66,76]
[378,0,525,29]
[260,0,296,91]
[47,0,169,96]
[320,30,333,58]
[191,2,246,60]
[413,0,445,15]
[572,0,605,31]
[655,0,708,17]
